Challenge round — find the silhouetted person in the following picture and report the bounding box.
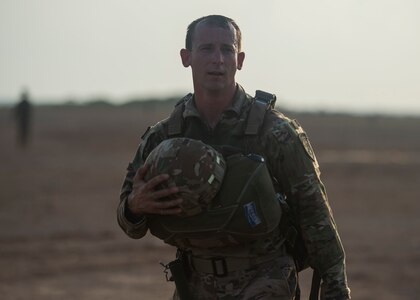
[14,89,32,147]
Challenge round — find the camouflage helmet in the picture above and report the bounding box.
[144,138,226,216]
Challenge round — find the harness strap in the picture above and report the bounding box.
[244,90,276,135]
[309,270,321,300]
[167,93,192,136]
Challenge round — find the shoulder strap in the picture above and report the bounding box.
[244,90,277,135]
[167,93,192,136]
[309,270,321,300]
[168,90,276,137]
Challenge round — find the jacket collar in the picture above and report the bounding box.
[183,84,249,119]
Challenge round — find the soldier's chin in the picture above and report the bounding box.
[203,81,227,92]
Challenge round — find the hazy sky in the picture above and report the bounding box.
[1,0,419,114]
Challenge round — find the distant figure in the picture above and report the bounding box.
[14,89,32,147]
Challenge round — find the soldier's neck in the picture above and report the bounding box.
[194,85,237,129]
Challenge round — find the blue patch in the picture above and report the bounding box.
[243,202,261,227]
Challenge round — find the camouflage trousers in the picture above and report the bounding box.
[173,254,297,300]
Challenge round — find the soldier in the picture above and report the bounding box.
[14,89,33,148]
[117,15,351,300]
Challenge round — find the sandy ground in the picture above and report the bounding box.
[0,105,419,300]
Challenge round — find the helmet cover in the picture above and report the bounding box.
[144,138,226,216]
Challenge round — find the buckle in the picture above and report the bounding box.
[255,90,276,109]
[211,257,228,277]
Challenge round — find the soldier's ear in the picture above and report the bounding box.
[237,52,245,70]
[180,49,191,67]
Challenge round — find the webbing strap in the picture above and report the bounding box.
[309,270,321,300]
[244,90,276,135]
[167,93,192,136]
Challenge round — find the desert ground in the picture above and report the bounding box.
[0,103,419,300]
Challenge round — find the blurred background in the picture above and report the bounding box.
[1,1,419,299]
[1,0,420,114]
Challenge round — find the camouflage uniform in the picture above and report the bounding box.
[117,85,351,299]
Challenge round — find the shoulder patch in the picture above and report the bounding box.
[272,123,292,144]
[291,119,301,130]
[298,132,316,162]
[289,118,317,163]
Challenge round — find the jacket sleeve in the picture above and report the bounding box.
[116,123,165,239]
[117,144,149,239]
[264,116,351,300]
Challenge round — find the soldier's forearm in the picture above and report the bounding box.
[117,196,148,239]
[320,262,351,300]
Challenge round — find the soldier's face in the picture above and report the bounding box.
[181,22,245,93]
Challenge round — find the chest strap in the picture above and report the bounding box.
[244,90,276,135]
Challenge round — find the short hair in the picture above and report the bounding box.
[185,15,242,51]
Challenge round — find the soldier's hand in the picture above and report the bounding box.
[127,164,183,216]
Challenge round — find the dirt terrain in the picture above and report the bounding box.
[0,104,419,299]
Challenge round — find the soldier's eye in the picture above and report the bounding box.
[200,45,212,51]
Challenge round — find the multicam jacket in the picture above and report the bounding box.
[117,85,351,299]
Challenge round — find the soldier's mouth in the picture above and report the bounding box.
[208,71,224,76]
